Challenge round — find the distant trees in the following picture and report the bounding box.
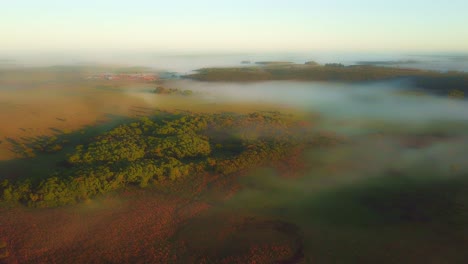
[305,61,319,66]
[448,89,465,99]
[152,86,193,96]
[188,64,468,95]
[324,63,345,68]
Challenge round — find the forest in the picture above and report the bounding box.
[0,110,324,208]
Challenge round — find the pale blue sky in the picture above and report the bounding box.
[2,0,468,52]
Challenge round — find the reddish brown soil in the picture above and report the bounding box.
[0,188,210,263]
[0,171,304,264]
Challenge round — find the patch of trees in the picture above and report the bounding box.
[153,86,193,96]
[188,68,273,82]
[305,61,319,66]
[1,111,312,207]
[324,63,345,68]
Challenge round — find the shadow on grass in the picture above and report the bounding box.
[0,109,204,184]
[305,174,468,228]
[0,113,139,183]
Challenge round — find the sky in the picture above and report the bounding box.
[1,0,468,53]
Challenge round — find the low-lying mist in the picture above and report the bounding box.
[166,79,468,126]
[158,79,468,189]
[160,78,468,262]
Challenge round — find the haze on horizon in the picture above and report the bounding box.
[2,0,468,54]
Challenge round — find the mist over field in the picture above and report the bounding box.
[162,75,468,263]
[165,79,468,121]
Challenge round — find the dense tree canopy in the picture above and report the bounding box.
[1,111,315,207]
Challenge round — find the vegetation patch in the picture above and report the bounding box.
[1,110,314,208]
[152,86,193,96]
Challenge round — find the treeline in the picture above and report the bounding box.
[152,86,193,96]
[1,111,311,208]
[187,64,429,82]
[187,64,468,96]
